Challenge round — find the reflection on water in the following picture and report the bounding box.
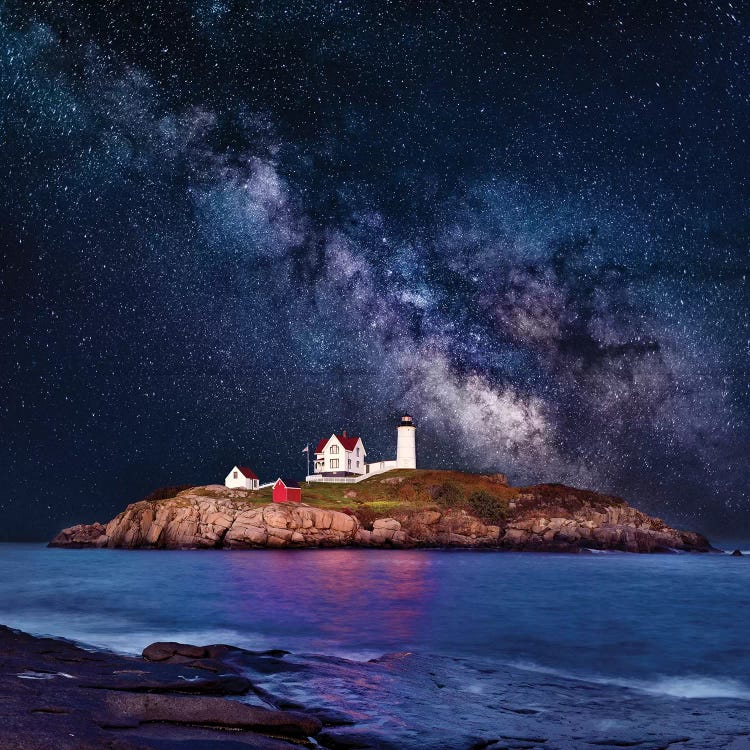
[222,550,434,647]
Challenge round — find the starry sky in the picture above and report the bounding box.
[1,1,748,541]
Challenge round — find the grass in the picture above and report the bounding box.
[297,469,518,518]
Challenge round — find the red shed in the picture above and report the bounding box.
[273,478,301,504]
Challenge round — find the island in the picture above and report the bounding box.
[50,470,714,553]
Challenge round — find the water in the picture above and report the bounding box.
[2,544,749,748]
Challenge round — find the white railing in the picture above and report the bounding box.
[305,460,401,485]
[257,481,276,489]
[305,474,368,484]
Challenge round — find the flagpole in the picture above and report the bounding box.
[306,443,309,478]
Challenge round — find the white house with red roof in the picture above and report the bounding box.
[313,431,367,477]
[225,465,260,490]
[307,415,417,484]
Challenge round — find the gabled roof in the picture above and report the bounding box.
[315,433,362,453]
[236,466,258,479]
[275,478,300,488]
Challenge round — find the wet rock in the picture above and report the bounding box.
[105,693,321,736]
[78,672,252,695]
[731,549,743,556]
[0,625,320,749]
[143,642,208,662]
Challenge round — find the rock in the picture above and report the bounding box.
[48,522,108,548]
[78,672,252,695]
[373,518,401,531]
[355,529,372,544]
[391,530,408,545]
[503,528,529,544]
[409,510,441,526]
[105,693,321,736]
[731,549,743,556]
[0,625,320,749]
[143,642,207,662]
[330,513,356,534]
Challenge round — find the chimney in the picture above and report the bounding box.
[342,430,347,438]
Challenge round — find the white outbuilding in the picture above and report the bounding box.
[225,465,260,490]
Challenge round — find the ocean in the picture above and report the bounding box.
[1,544,748,748]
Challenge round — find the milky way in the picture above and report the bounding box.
[1,1,748,540]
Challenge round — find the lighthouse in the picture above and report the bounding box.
[396,414,417,469]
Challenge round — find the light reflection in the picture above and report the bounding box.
[220,550,435,652]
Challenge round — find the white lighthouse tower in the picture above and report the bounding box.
[396,414,417,469]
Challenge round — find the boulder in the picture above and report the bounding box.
[409,510,441,526]
[373,518,401,531]
[142,642,207,662]
[330,513,356,534]
[49,522,108,548]
[105,693,322,737]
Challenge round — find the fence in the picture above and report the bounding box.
[304,460,400,484]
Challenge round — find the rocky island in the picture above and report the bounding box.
[50,470,714,553]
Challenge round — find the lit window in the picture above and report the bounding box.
[330,444,339,454]
[331,459,339,469]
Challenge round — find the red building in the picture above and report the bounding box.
[272,478,301,504]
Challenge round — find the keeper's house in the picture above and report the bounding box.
[313,431,366,478]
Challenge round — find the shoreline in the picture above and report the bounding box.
[3,622,750,750]
[0,624,324,749]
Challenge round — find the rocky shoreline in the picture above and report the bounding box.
[0,625,324,749]
[50,481,715,553]
[4,622,749,750]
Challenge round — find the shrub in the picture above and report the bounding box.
[352,505,377,530]
[466,490,507,525]
[397,483,419,504]
[431,482,464,509]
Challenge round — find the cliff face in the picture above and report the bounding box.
[49,482,714,553]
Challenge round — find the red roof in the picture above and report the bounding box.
[236,466,258,479]
[315,434,361,453]
[275,478,300,488]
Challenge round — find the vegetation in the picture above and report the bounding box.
[140,485,196,502]
[466,490,508,525]
[349,505,376,530]
[431,481,464,509]
[293,470,517,520]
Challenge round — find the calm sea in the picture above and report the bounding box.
[2,544,748,747]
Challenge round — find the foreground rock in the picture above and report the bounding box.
[0,625,321,749]
[3,626,745,750]
[50,482,715,553]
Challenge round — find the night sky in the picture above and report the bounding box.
[1,1,748,541]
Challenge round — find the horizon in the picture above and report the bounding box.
[1,1,749,542]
